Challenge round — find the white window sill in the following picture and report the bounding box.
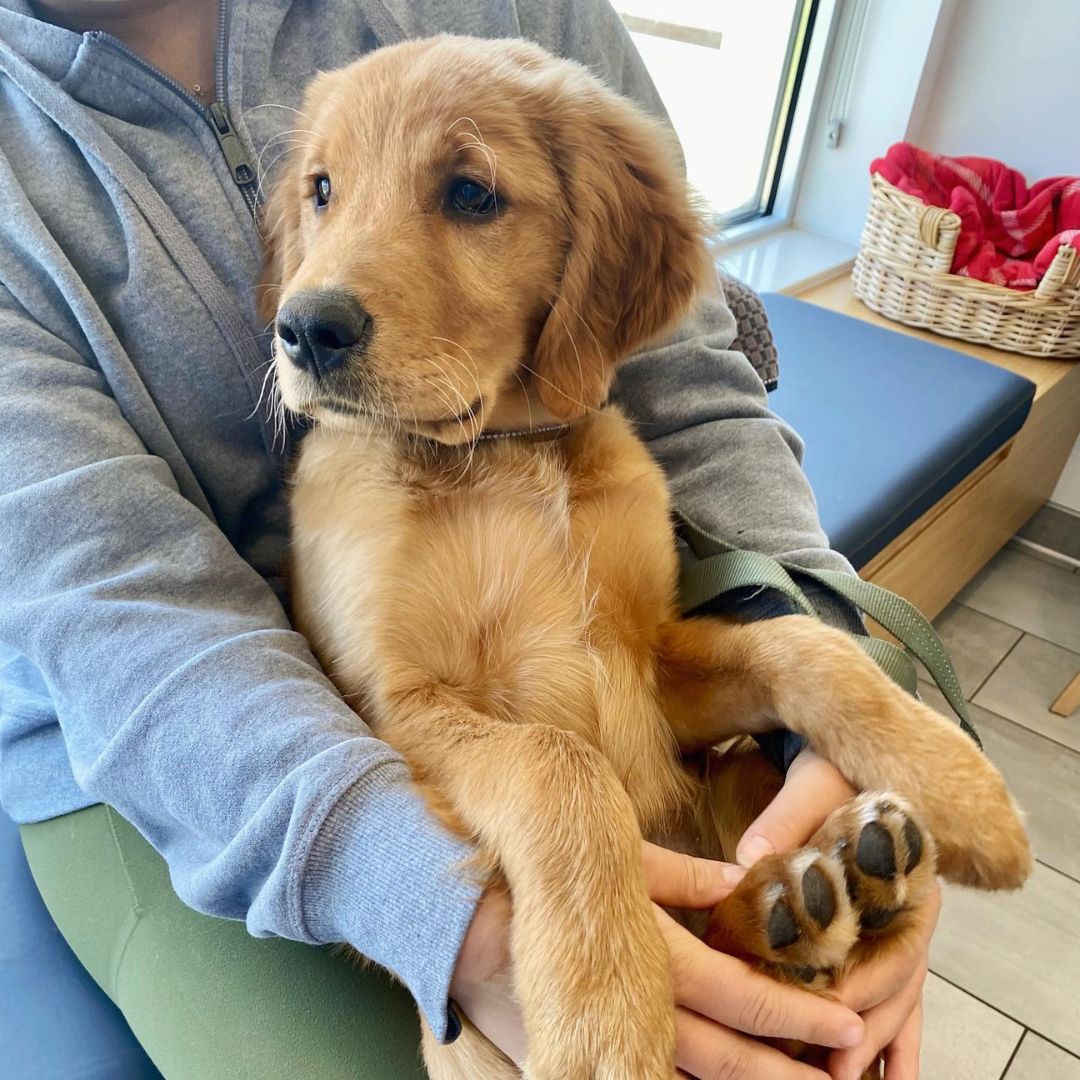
[715,221,857,295]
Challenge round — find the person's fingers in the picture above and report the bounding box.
[827,964,926,1080]
[658,908,864,1049]
[642,840,747,909]
[736,748,855,866]
[834,938,918,1015]
[675,1007,831,1080]
[883,997,923,1080]
[834,884,940,1013]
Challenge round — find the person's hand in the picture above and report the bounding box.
[735,744,858,867]
[736,745,937,1079]
[448,883,525,1061]
[826,880,939,1080]
[644,843,865,1079]
[450,840,866,1078]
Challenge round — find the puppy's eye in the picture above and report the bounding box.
[447,177,497,218]
[313,174,332,209]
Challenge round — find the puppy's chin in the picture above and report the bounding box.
[301,397,488,446]
[308,400,374,426]
[274,351,493,444]
[275,369,379,432]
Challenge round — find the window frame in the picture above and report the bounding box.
[717,0,953,295]
[720,0,841,242]
[620,0,841,233]
[721,0,822,227]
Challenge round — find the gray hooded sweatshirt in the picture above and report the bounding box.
[0,0,853,1041]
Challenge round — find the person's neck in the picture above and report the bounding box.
[31,0,221,103]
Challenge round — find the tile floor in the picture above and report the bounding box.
[913,505,1080,1079]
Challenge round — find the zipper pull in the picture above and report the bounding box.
[208,101,256,186]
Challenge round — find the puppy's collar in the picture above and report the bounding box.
[473,422,573,443]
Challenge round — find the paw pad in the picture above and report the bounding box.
[860,906,899,931]
[706,792,937,985]
[855,821,897,880]
[767,898,800,949]
[802,864,835,928]
[827,793,935,940]
[903,817,923,874]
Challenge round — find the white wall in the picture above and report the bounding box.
[913,0,1080,179]
[909,0,1080,513]
[1051,440,1080,514]
[793,0,948,243]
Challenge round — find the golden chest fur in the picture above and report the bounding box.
[289,408,691,832]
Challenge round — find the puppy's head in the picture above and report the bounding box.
[262,34,711,443]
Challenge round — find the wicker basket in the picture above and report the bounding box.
[852,173,1080,358]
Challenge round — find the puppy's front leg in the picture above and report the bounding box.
[659,615,1030,891]
[385,686,676,1080]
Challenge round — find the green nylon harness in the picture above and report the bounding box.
[675,511,981,748]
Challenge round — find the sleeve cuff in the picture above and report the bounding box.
[300,761,482,1042]
[702,576,865,636]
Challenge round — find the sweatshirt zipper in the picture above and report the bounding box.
[88,17,260,218]
[207,100,258,213]
[207,0,258,215]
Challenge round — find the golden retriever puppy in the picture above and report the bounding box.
[260,35,1030,1080]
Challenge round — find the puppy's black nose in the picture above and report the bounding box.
[276,290,371,379]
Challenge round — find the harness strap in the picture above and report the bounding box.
[675,511,980,747]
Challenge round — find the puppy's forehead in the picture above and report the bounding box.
[307,46,551,174]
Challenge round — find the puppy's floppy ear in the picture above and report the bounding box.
[256,159,304,326]
[532,75,712,419]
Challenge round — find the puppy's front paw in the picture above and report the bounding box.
[703,847,859,987]
[811,792,936,937]
[703,792,937,985]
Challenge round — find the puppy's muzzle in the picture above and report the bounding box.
[276,289,372,380]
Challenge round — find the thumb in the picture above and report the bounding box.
[736,746,856,867]
[641,841,746,909]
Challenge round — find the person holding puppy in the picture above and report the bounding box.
[1,1,934,1077]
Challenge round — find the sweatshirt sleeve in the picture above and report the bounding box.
[0,288,478,1041]
[611,293,859,579]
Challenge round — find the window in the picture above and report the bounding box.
[619,0,820,225]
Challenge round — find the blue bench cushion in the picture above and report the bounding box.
[762,293,1036,569]
[0,811,161,1079]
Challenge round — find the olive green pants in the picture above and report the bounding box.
[20,804,429,1079]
